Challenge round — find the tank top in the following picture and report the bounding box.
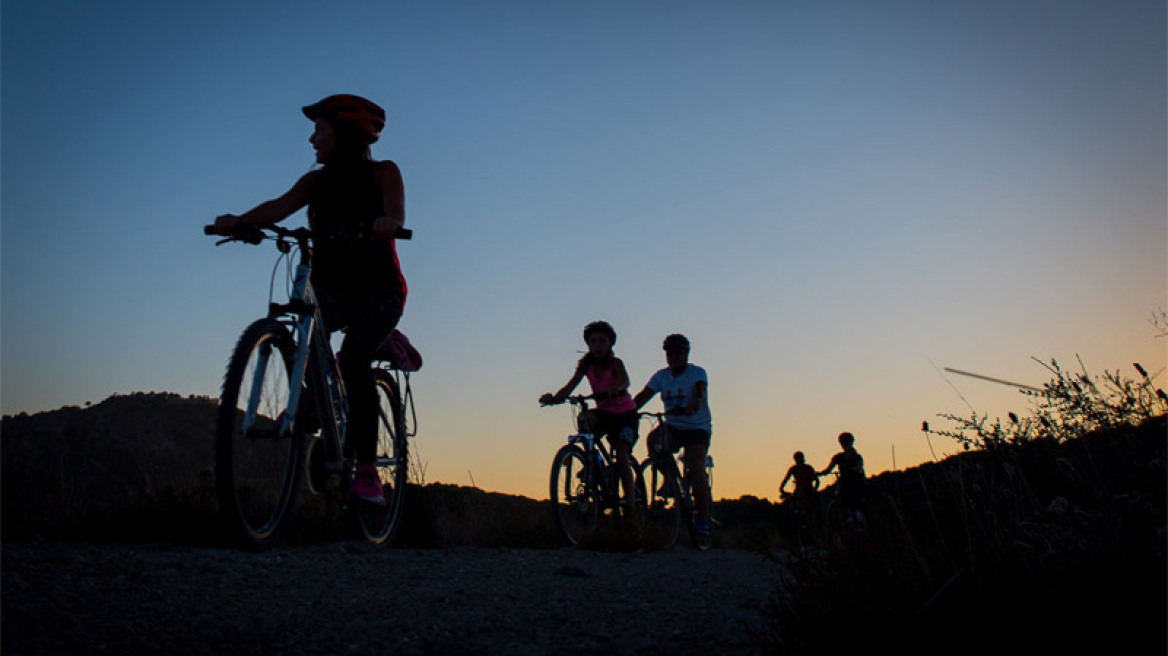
[585,360,636,413]
[307,159,406,301]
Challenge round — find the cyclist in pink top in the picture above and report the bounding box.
[540,321,640,519]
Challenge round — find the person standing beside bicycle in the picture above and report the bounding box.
[539,321,641,519]
[632,333,713,535]
[819,432,867,524]
[210,94,407,506]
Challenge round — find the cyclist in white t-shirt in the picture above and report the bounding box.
[632,333,713,534]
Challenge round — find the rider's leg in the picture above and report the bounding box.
[338,291,402,464]
[646,425,663,457]
[613,441,635,503]
[683,442,711,522]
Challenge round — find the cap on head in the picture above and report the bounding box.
[583,321,616,345]
[302,94,386,144]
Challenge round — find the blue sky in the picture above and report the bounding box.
[3,0,1165,499]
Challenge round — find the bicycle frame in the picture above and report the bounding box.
[259,235,351,471]
[564,400,618,500]
[226,225,414,477]
[639,412,714,549]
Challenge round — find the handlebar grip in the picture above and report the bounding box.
[395,227,412,240]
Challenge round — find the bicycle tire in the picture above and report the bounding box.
[349,370,409,546]
[215,318,304,549]
[637,456,681,550]
[549,444,598,546]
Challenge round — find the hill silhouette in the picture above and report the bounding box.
[0,392,779,546]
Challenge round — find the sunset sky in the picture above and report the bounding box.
[3,0,1164,500]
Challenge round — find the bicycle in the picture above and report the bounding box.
[204,222,417,549]
[818,472,868,539]
[779,489,818,554]
[544,396,646,546]
[636,412,714,551]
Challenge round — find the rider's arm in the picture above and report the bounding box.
[632,385,656,410]
[819,454,838,477]
[214,171,319,234]
[371,160,405,240]
[681,380,707,415]
[540,361,587,404]
[779,468,793,493]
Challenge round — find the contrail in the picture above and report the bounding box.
[943,367,1044,393]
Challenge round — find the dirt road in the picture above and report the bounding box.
[3,541,783,655]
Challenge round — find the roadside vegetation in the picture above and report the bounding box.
[755,359,1166,655]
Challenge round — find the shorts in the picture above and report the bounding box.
[590,410,639,448]
[651,425,711,454]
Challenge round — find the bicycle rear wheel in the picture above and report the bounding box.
[349,370,409,546]
[638,456,681,550]
[215,319,304,549]
[549,445,598,545]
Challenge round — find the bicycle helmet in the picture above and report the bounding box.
[302,94,386,144]
[583,321,617,345]
[662,333,690,352]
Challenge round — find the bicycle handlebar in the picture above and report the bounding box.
[203,223,413,243]
[539,394,593,408]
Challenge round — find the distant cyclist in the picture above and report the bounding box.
[779,451,819,504]
[210,94,407,505]
[540,321,640,519]
[820,432,867,523]
[633,333,713,535]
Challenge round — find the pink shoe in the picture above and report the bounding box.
[351,464,387,505]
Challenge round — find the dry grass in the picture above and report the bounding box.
[752,359,1167,655]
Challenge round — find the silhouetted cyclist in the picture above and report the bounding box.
[820,432,867,524]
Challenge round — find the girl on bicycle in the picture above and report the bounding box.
[540,321,640,520]
[211,94,407,505]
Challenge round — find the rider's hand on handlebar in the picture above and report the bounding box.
[370,216,402,241]
[211,214,242,236]
[538,393,562,406]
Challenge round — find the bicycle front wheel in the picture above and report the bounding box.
[549,445,598,546]
[349,370,409,546]
[215,318,304,549]
[638,456,681,550]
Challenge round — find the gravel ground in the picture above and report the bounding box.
[2,542,784,655]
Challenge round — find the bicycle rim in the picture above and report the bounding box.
[549,445,598,545]
[638,457,681,550]
[215,319,303,549]
[351,371,409,546]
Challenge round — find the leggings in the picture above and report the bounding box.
[319,282,403,463]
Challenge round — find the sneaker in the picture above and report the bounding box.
[693,516,711,535]
[350,464,387,505]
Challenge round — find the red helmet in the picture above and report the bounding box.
[301,94,386,144]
